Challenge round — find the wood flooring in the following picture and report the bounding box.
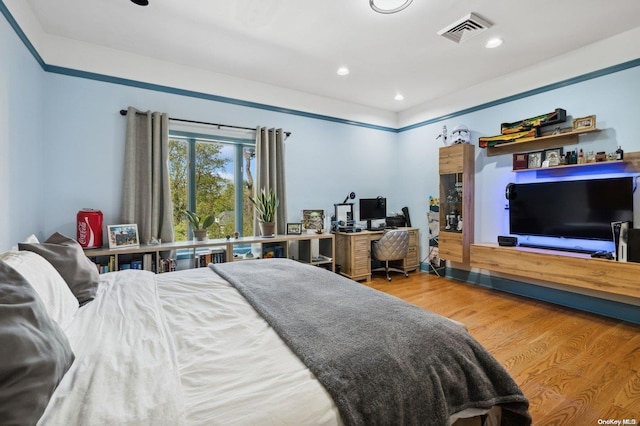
[365,272,640,425]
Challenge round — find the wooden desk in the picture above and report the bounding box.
[334,227,419,281]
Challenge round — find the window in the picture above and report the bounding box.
[168,128,256,241]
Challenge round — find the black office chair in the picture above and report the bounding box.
[371,229,409,281]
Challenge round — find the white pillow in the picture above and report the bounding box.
[10,234,39,251]
[0,250,79,329]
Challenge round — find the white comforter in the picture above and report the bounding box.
[39,270,185,426]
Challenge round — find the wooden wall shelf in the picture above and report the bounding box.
[485,128,600,157]
[470,243,640,301]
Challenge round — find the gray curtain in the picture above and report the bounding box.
[254,127,287,235]
[121,107,175,245]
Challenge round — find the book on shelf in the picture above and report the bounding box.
[262,243,285,258]
[160,258,176,273]
[195,248,226,267]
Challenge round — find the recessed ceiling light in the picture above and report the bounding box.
[130,0,149,5]
[394,93,404,101]
[485,38,503,48]
[337,67,350,76]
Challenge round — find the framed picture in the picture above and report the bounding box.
[572,115,596,131]
[107,224,140,249]
[302,209,324,231]
[528,151,543,169]
[286,223,302,235]
[544,148,563,167]
[512,152,528,170]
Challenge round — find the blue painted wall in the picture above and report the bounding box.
[0,8,44,249]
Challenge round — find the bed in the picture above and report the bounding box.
[0,233,531,426]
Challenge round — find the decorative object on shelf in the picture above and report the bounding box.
[107,224,140,249]
[544,148,563,167]
[528,151,543,169]
[616,145,624,160]
[501,108,567,134]
[479,128,539,147]
[572,115,596,131]
[77,209,103,249]
[479,108,567,148]
[513,153,528,170]
[369,0,413,14]
[436,125,448,146]
[249,187,279,237]
[445,209,460,231]
[302,209,324,232]
[287,223,302,235]
[451,124,471,144]
[184,210,215,241]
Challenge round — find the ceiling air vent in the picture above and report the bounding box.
[437,13,493,44]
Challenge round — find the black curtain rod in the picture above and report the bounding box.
[119,109,290,137]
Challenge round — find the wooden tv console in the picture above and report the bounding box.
[470,243,640,301]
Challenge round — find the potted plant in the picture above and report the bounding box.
[184,210,215,241]
[249,187,279,236]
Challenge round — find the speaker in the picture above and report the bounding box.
[402,206,412,227]
[627,228,640,263]
[498,235,518,247]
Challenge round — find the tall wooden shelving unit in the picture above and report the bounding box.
[439,143,475,264]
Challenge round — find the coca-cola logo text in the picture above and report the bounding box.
[78,221,88,245]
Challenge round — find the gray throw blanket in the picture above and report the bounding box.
[211,259,531,426]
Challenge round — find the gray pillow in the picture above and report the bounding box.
[0,259,75,425]
[19,232,100,305]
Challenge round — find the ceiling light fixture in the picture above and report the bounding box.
[485,38,503,48]
[337,67,350,76]
[370,0,413,14]
[394,93,404,101]
[130,0,149,6]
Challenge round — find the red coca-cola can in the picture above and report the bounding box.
[77,209,103,249]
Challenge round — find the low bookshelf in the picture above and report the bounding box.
[84,233,335,273]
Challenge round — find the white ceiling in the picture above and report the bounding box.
[13,0,640,124]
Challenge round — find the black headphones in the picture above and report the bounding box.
[505,183,516,200]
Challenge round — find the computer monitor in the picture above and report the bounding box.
[359,197,387,230]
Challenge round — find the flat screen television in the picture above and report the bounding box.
[508,177,634,242]
[359,197,387,230]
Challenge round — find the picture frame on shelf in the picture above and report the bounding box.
[107,224,140,249]
[528,151,543,169]
[302,209,324,231]
[286,223,302,235]
[572,115,596,131]
[544,148,563,167]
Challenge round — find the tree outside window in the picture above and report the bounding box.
[168,136,255,241]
